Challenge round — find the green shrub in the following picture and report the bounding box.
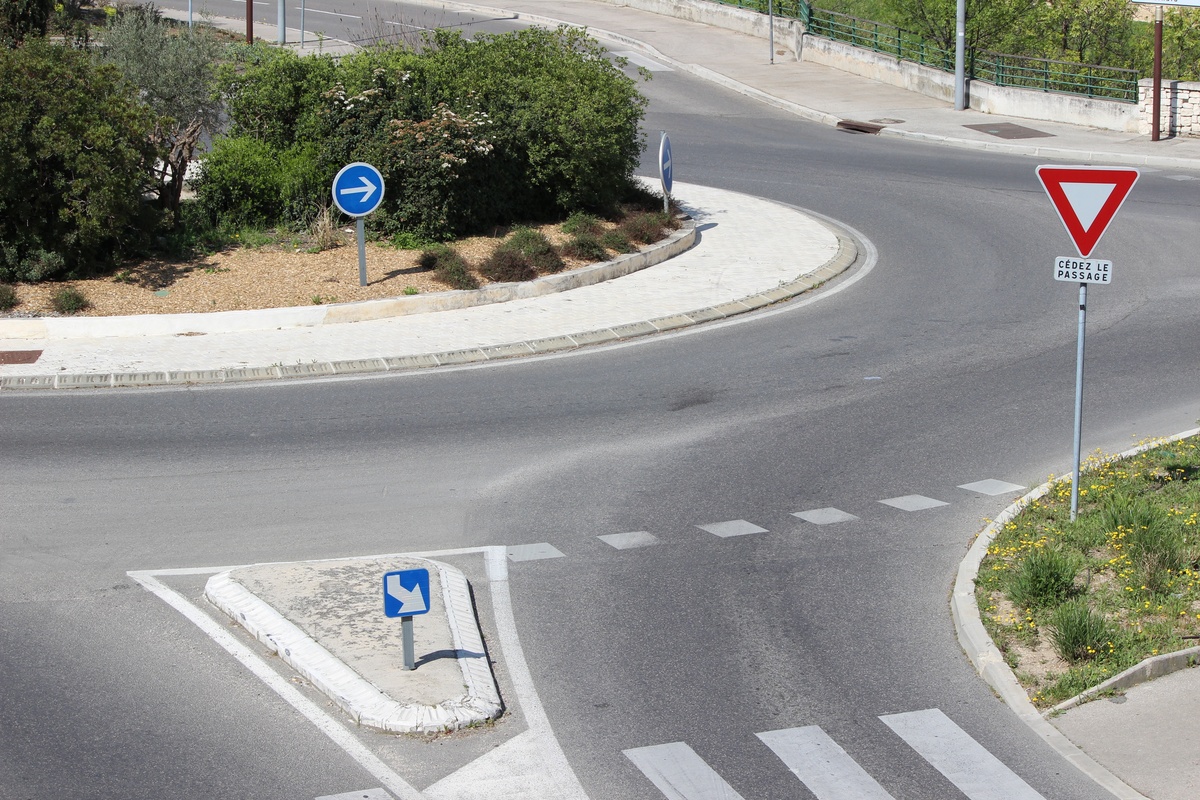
[562,232,608,261]
[216,45,340,151]
[480,248,537,282]
[419,245,478,290]
[1047,600,1114,663]
[51,286,90,315]
[193,138,323,229]
[503,228,564,273]
[0,40,158,281]
[1007,548,1078,609]
[0,284,18,311]
[599,230,635,253]
[562,212,603,236]
[619,212,670,244]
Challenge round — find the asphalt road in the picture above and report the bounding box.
[3,8,1199,800]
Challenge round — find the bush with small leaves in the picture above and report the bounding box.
[1047,600,1115,663]
[419,245,478,290]
[619,212,673,244]
[562,233,608,262]
[504,228,564,274]
[0,284,18,311]
[562,212,603,236]
[51,286,90,315]
[480,248,537,283]
[599,230,635,254]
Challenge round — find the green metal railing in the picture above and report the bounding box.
[808,9,954,72]
[974,52,1139,103]
[711,3,1139,103]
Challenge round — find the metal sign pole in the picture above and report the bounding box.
[356,217,368,287]
[1070,281,1087,521]
[277,0,285,44]
[300,0,305,48]
[769,0,775,65]
[401,616,415,670]
[1153,5,1164,141]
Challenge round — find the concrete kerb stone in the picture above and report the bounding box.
[204,557,502,734]
[951,427,1200,800]
[1048,646,1200,714]
[0,203,858,391]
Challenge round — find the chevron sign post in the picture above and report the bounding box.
[384,568,430,670]
[1036,164,1139,522]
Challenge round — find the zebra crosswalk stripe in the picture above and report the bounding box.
[623,741,747,800]
[880,708,1046,800]
[756,725,896,800]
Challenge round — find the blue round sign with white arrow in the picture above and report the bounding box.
[659,133,673,197]
[332,161,385,217]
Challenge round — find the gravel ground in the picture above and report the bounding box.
[1,223,604,317]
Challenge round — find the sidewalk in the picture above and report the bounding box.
[10,4,1200,798]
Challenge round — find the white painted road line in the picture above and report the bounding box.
[598,531,660,549]
[958,478,1026,496]
[878,494,949,512]
[695,520,768,538]
[880,709,1046,800]
[300,7,361,17]
[506,542,565,561]
[792,507,859,525]
[756,726,896,800]
[624,742,747,800]
[127,571,424,800]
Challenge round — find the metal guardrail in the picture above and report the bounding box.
[973,52,1139,103]
[808,9,953,72]
[714,3,1139,103]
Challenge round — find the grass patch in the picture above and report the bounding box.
[976,436,1200,708]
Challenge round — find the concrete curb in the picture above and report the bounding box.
[204,558,503,733]
[951,427,1200,800]
[1048,646,1200,714]
[0,219,695,341]
[0,221,857,390]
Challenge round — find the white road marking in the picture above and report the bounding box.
[385,20,433,31]
[696,519,768,537]
[506,542,565,561]
[878,494,949,512]
[127,571,423,800]
[598,531,660,549]
[958,479,1026,496]
[624,741,746,800]
[757,726,896,800]
[880,708,1046,800]
[299,7,360,18]
[792,507,859,525]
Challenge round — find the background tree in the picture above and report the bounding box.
[1,0,53,47]
[100,5,224,223]
[0,39,158,280]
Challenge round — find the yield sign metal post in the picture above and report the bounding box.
[1036,165,1139,520]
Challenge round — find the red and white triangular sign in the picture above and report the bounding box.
[1037,165,1139,257]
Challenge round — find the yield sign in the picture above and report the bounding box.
[1036,165,1139,257]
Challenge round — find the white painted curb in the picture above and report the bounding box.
[205,558,503,733]
[952,427,1200,800]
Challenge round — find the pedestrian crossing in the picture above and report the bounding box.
[506,477,1028,561]
[625,709,1047,800]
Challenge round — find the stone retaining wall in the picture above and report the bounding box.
[1139,78,1200,137]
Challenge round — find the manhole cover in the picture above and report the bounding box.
[963,122,1054,140]
[0,350,42,365]
[870,118,905,124]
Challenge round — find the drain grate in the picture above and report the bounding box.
[837,119,885,134]
[963,122,1054,140]
[0,350,42,365]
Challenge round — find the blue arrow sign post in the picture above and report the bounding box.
[332,162,385,287]
[384,568,430,670]
[659,132,673,214]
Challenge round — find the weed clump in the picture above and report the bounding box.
[480,248,537,282]
[0,284,18,311]
[51,286,90,314]
[562,233,608,261]
[419,245,478,290]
